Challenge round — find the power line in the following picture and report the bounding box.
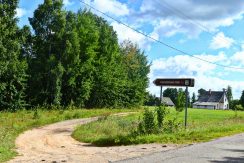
[157,0,243,51]
[79,0,244,70]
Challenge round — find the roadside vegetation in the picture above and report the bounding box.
[72,108,244,146]
[0,108,134,162]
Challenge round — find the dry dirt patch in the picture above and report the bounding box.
[8,114,180,163]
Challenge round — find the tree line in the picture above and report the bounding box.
[0,0,150,111]
[145,86,244,111]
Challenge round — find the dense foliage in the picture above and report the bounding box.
[175,88,186,112]
[240,90,244,108]
[226,85,233,104]
[163,88,178,104]
[0,0,27,111]
[191,92,196,106]
[0,0,150,110]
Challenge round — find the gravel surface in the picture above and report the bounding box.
[8,113,181,163]
[115,133,244,163]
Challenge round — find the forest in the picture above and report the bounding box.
[0,0,150,111]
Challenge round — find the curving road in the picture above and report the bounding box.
[8,113,179,163]
[115,133,244,163]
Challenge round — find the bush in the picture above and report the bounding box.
[137,108,155,134]
[230,100,240,110]
[164,116,181,133]
[175,90,185,112]
[156,105,168,128]
[235,104,244,111]
[136,106,179,135]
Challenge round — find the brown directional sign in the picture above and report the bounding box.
[153,78,195,87]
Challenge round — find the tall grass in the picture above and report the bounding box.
[72,108,244,146]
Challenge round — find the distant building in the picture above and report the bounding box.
[193,89,229,110]
[161,97,175,107]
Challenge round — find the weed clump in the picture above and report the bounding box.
[136,105,181,135]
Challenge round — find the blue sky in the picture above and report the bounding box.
[16,0,244,99]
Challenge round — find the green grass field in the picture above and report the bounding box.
[0,108,133,162]
[72,108,244,146]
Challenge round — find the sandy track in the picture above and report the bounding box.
[8,113,179,163]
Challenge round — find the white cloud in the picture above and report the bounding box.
[85,0,129,16]
[16,8,27,18]
[63,0,74,6]
[148,53,244,99]
[232,51,244,65]
[210,32,234,49]
[111,21,153,50]
[134,0,244,38]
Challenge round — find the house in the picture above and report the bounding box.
[193,89,229,110]
[161,97,175,107]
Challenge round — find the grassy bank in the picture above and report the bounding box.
[0,108,133,162]
[72,108,244,146]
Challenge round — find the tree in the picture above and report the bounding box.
[144,93,160,106]
[28,0,67,106]
[0,0,27,110]
[175,88,185,112]
[226,85,233,103]
[84,12,128,108]
[120,40,150,107]
[197,88,206,99]
[163,88,178,104]
[12,0,150,108]
[240,90,244,108]
[191,92,196,108]
[62,10,97,107]
[191,92,196,106]
[229,99,240,110]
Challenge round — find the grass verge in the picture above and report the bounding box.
[72,108,244,146]
[0,108,134,162]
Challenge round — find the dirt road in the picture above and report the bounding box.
[8,114,179,163]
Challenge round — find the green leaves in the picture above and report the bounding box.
[0,0,27,111]
[240,91,244,108]
[1,0,150,110]
[176,89,186,112]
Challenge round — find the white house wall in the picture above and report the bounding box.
[223,94,229,109]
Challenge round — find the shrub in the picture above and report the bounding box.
[136,106,180,135]
[156,105,168,128]
[139,108,155,134]
[164,116,182,133]
[175,90,185,112]
[235,104,244,111]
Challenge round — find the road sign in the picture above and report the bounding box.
[153,78,195,129]
[153,78,195,87]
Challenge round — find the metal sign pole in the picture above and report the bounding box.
[185,86,188,129]
[160,86,163,104]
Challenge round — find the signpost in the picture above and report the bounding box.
[153,78,195,128]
